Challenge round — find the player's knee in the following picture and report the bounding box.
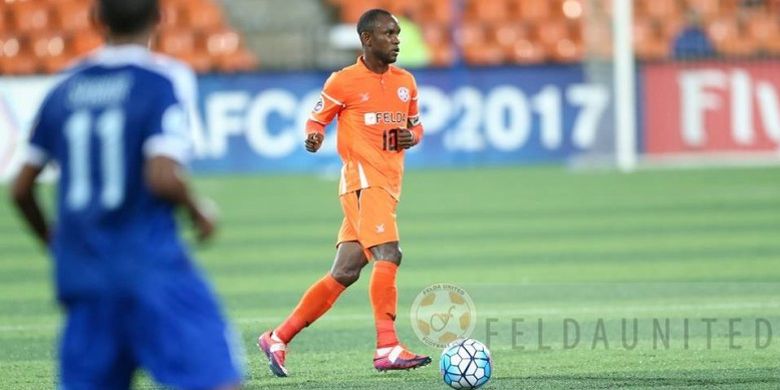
[371,243,402,265]
[392,247,403,265]
[331,267,362,287]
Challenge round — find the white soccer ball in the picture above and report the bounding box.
[439,338,492,389]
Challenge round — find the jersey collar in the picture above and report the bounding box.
[356,56,391,77]
[89,44,152,65]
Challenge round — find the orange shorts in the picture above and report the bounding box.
[337,187,399,253]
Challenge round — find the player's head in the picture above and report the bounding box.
[357,9,400,64]
[95,0,160,40]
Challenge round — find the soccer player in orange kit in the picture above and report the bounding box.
[257,8,431,376]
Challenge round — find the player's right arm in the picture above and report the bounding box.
[10,164,49,246]
[305,72,347,153]
[10,104,53,247]
[144,75,216,243]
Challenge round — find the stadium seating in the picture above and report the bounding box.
[0,32,38,75]
[1,0,779,72]
[9,0,51,33]
[419,0,453,24]
[747,12,780,55]
[31,30,70,73]
[632,18,669,60]
[326,0,780,66]
[421,23,454,66]
[53,0,92,33]
[0,0,257,75]
[203,26,257,73]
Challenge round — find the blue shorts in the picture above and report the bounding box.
[58,270,243,390]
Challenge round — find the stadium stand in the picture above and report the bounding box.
[1,0,779,73]
[0,0,257,75]
[325,0,780,66]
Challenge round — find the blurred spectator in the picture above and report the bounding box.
[673,11,716,59]
[740,0,766,7]
[394,14,431,68]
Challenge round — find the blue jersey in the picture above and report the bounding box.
[26,45,200,300]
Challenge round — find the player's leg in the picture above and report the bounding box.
[358,188,431,371]
[369,242,431,371]
[132,270,243,390]
[369,242,403,348]
[259,241,366,377]
[272,240,366,343]
[59,298,136,390]
[259,191,365,377]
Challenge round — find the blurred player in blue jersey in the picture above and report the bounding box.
[9,0,243,389]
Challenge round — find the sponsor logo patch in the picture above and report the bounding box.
[397,87,410,102]
[313,97,324,113]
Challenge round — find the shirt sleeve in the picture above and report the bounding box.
[306,72,347,135]
[407,76,424,144]
[172,63,206,157]
[142,76,193,164]
[25,99,53,167]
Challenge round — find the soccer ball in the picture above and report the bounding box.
[439,338,492,389]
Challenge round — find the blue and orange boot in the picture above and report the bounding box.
[373,345,432,371]
[257,331,289,377]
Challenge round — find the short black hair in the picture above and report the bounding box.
[356,8,393,36]
[98,0,159,35]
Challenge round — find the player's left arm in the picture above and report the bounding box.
[145,155,216,243]
[144,75,216,243]
[398,76,423,150]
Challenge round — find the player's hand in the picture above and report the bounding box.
[190,197,218,243]
[305,133,324,153]
[397,128,417,150]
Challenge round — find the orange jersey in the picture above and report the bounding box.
[306,57,423,200]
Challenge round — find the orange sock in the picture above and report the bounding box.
[370,260,399,348]
[274,273,345,343]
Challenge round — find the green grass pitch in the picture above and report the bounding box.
[1,166,779,389]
